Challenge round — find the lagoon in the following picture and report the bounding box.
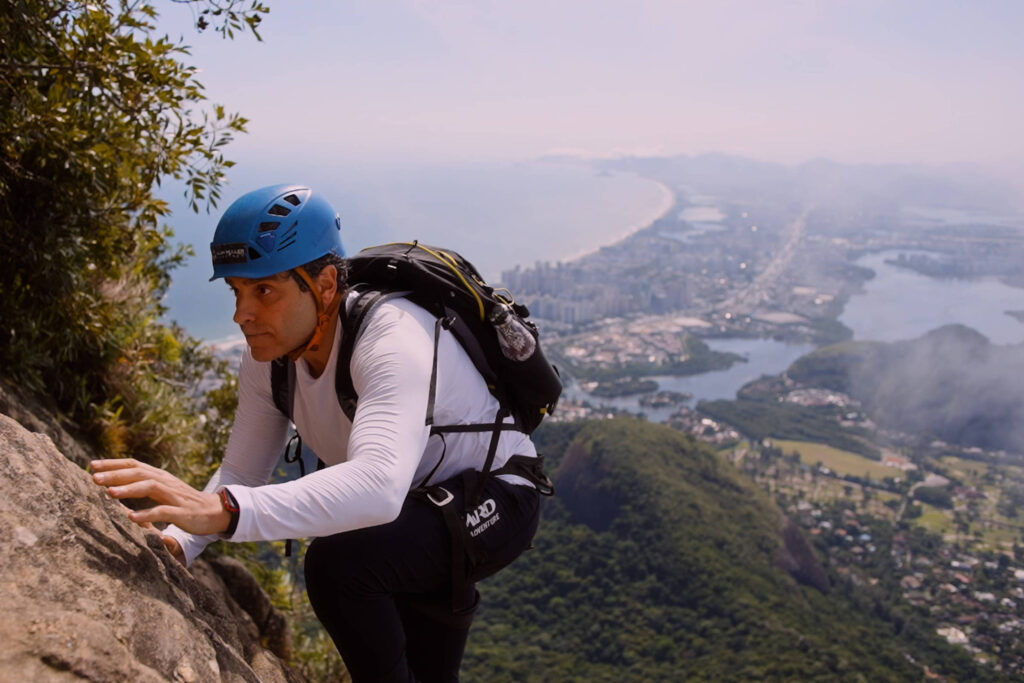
[566,337,816,421]
[840,250,1024,345]
[571,248,1024,419]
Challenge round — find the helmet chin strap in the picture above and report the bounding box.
[287,267,340,362]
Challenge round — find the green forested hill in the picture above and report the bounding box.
[463,419,993,682]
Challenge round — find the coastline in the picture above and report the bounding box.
[199,172,677,350]
[557,178,676,265]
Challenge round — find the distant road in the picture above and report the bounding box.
[716,208,810,314]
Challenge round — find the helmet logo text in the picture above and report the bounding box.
[211,243,248,265]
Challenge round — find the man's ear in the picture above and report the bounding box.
[317,265,338,302]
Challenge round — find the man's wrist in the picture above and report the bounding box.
[218,488,240,537]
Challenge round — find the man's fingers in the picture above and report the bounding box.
[90,458,144,472]
[129,504,180,526]
[95,468,154,487]
[113,500,186,564]
[92,462,169,487]
[90,461,222,536]
[105,478,175,504]
[162,536,186,566]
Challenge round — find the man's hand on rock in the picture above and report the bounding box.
[111,500,188,565]
[159,534,187,565]
[90,458,230,538]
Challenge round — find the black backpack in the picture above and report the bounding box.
[269,241,561,490]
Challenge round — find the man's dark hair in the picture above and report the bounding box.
[292,253,349,294]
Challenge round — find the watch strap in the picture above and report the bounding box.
[219,488,240,537]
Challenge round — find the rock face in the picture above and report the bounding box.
[0,380,95,469]
[0,413,305,683]
[773,515,830,593]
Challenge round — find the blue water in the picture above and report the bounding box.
[566,337,816,421]
[163,166,1024,417]
[840,250,1024,345]
[162,160,669,341]
[572,252,1024,417]
[569,236,1024,417]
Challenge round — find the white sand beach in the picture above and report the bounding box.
[559,179,675,264]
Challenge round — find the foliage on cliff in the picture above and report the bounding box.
[0,3,351,679]
[0,0,263,469]
[463,418,992,681]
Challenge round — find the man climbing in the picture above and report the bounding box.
[90,184,551,682]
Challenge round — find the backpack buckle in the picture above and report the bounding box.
[424,486,454,507]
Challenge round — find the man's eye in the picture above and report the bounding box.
[258,286,272,296]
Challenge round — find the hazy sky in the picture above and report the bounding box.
[162,0,1024,170]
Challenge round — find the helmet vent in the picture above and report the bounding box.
[248,247,262,260]
[258,221,279,233]
[278,235,298,251]
[268,204,291,217]
[282,194,302,206]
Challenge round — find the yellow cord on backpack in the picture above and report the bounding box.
[390,242,487,321]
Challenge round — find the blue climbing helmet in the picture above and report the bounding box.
[209,184,345,281]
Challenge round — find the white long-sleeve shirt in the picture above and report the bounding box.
[166,294,537,565]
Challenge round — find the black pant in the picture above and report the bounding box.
[304,472,541,683]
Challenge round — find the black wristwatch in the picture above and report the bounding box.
[219,488,240,537]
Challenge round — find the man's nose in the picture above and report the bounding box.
[233,296,254,326]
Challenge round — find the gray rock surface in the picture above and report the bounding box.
[0,413,305,682]
[773,515,831,593]
[0,379,94,468]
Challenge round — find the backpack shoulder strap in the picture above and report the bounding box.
[270,356,296,421]
[334,286,406,422]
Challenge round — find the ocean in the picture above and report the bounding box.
[161,159,671,342]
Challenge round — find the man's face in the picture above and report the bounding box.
[226,272,317,362]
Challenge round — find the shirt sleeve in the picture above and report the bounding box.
[227,302,435,543]
[164,347,291,565]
